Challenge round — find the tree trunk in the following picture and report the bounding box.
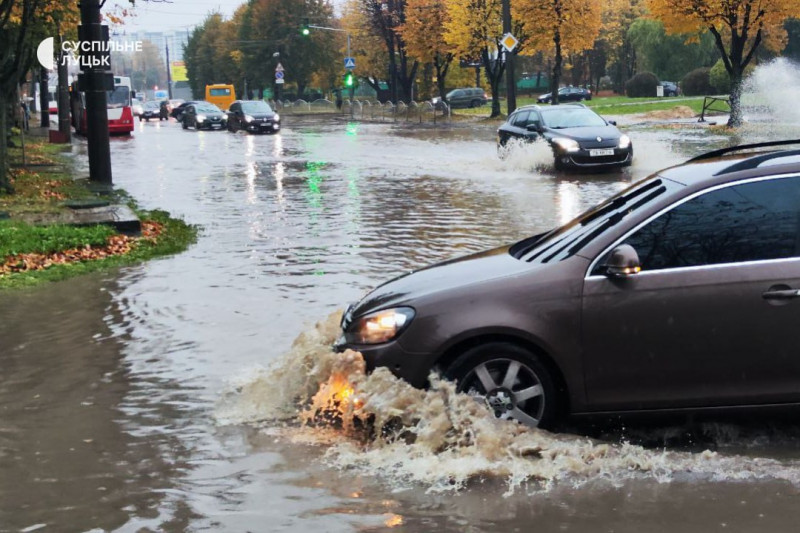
[483,48,504,118]
[552,29,562,105]
[39,66,50,128]
[0,94,13,194]
[727,67,744,127]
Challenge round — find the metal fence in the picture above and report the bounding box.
[271,98,451,124]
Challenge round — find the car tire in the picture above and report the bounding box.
[182,119,188,130]
[470,99,481,108]
[445,342,558,429]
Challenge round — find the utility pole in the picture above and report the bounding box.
[166,42,173,99]
[78,0,113,186]
[502,0,517,114]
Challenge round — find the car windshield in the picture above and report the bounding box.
[241,101,272,113]
[510,177,679,263]
[196,104,221,113]
[144,101,159,109]
[541,107,607,128]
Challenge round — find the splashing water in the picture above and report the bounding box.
[742,58,800,126]
[215,312,800,494]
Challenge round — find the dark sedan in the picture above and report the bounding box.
[336,140,800,429]
[226,100,280,134]
[497,103,632,169]
[182,102,227,130]
[171,100,200,121]
[139,101,162,121]
[537,86,592,104]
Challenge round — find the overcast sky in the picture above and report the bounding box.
[111,0,344,34]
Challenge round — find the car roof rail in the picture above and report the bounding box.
[714,149,800,175]
[687,139,800,162]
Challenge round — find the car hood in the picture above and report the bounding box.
[199,112,225,118]
[248,112,276,119]
[349,245,534,318]
[544,125,620,141]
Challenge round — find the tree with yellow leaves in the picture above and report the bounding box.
[648,0,796,126]
[444,0,509,117]
[398,0,454,104]
[514,0,601,105]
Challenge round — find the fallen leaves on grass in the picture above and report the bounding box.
[0,220,165,275]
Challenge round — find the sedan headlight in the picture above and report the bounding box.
[343,307,415,345]
[273,113,280,122]
[245,114,254,123]
[618,134,631,149]
[196,114,206,122]
[552,137,580,153]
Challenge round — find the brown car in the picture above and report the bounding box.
[336,140,800,428]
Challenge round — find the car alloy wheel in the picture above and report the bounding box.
[446,342,557,428]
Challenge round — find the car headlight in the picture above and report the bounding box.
[343,307,415,345]
[273,113,280,122]
[618,134,631,149]
[552,137,580,153]
[197,114,206,122]
[245,114,254,123]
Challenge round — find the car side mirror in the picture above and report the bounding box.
[601,244,641,278]
[526,123,543,133]
[131,90,136,99]
[607,120,617,126]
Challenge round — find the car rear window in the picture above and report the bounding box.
[511,178,678,263]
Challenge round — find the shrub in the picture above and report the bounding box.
[709,59,755,94]
[625,72,659,97]
[681,67,714,96]
[709,60,731,93]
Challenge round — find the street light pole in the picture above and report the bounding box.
[78,0,113,186]
[308,24,354,117]
[166,42,173,99]
[502,0,517,114]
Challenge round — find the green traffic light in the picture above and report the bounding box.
[301,27,310,36]
[344,73,353,87]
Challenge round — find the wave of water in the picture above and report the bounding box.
[214,312,800,495]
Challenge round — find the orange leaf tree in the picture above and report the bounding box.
[647,0,795,126]
[398,0,454,103]
[444,0,509,117]
[514,0,601,104]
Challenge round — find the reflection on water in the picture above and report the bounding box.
[6,109,800,530]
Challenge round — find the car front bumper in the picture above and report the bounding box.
[333,338,436,389]
[555,147,633,168]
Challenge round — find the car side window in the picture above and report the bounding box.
[620,177,800,271]
[512,111,530,127]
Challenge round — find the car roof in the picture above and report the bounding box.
[658,141,800,188]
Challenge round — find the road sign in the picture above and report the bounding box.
[344,57,356,69]
[275,71,284,80]
[275,62,284,72]
[500,33,519,53]
[276,79,284,85]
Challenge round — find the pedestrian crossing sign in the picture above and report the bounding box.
[344,57,356,69]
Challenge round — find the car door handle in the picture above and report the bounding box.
[762,289,800,300]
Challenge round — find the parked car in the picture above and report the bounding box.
[170,100,200,121]
[182,102,227,130]
[139,101,162,121]
[335,140,800,429]
[537,86,592,103]
[659,81,680,97]
[497,103,632,169]
[437,87,488,109]
[227,100,280,134]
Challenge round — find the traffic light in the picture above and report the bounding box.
[301,18,310,36]
[343,71,355,88]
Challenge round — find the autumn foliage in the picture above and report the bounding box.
[1,221,164,276]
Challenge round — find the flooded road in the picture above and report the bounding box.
[3,111,800,532]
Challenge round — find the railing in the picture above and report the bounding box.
[698,96,731,122]
[271,98,450,123]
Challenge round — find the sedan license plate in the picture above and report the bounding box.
[590,148,615,157]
